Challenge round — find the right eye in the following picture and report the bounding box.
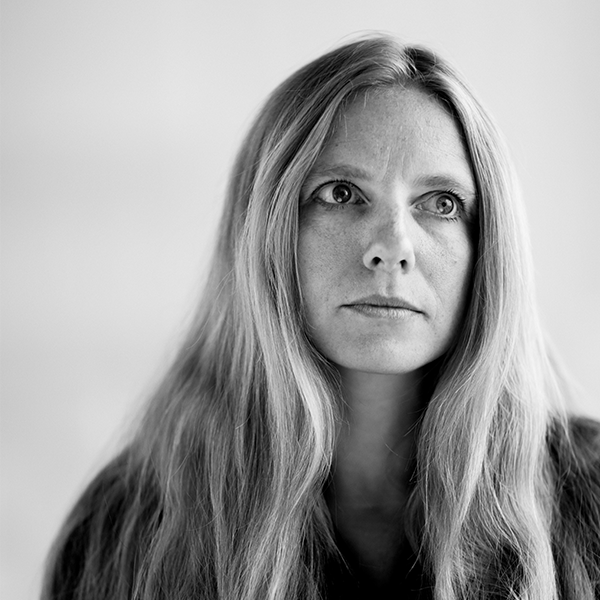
[312,181,366,206]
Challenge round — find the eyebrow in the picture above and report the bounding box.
[305,164,373,182]
[413,174,477,198]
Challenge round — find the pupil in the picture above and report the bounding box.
[438,196,454,214]
[333,184,351,203]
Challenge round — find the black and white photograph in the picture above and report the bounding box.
[2,1,600,598]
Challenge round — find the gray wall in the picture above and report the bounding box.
[2,0,599,598]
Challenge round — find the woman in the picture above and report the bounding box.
[42,35,600,600]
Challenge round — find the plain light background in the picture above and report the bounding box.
[2,1,599,598]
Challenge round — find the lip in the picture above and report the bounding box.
[344,294,422,313]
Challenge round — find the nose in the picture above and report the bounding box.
[362,208,416,273]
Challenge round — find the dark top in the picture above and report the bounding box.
[43,416,600,600]
[323,536,432,599]
[321,416,600,599]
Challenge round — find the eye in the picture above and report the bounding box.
[312,181,366,206]
[418,191,464,219]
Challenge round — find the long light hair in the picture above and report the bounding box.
[43,35,585,600]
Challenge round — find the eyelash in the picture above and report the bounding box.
[308,181,468,221]
[420,189,467,222]
[309,179,365,210]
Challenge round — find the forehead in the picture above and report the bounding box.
[313,86,474,189]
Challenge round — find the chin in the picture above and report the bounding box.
[331,350,442,376]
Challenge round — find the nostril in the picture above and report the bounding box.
[363,234,416,272]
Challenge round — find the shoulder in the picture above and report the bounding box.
[566,416,600,456]
[42,448,161,600]
[548,416,600,597]
[549,415,600,516]
[554,416,600,536]
[550,415,600,488]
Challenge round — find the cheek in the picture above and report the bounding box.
[298,229,328,280]
[415,221,473,309]
[429,232,474,311]
[297,226,322,312]
[299,220,350,280]
[297,220,360,316]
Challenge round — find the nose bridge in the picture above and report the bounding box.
[363,198,416,272]
[380,200,408,239]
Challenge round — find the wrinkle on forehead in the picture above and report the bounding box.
[338,85,461,141]
[324,86,472,184]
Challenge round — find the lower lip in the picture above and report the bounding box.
[344,304,420,320]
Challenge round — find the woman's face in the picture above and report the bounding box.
[298,86,477,375]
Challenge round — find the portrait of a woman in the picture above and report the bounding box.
[40,35,600,600]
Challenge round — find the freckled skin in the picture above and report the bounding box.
[298,87,477,374]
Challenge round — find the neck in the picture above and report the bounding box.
[333,367,429,498]
[327,366,433,583]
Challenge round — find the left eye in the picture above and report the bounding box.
[314,182,365,205]
[418,193,461,218]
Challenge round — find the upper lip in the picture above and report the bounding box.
[345,294,422,312]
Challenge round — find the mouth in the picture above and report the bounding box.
[345,294,422,312]
[343,294,422,319]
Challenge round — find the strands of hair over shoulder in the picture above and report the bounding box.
[42,35,592,600]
